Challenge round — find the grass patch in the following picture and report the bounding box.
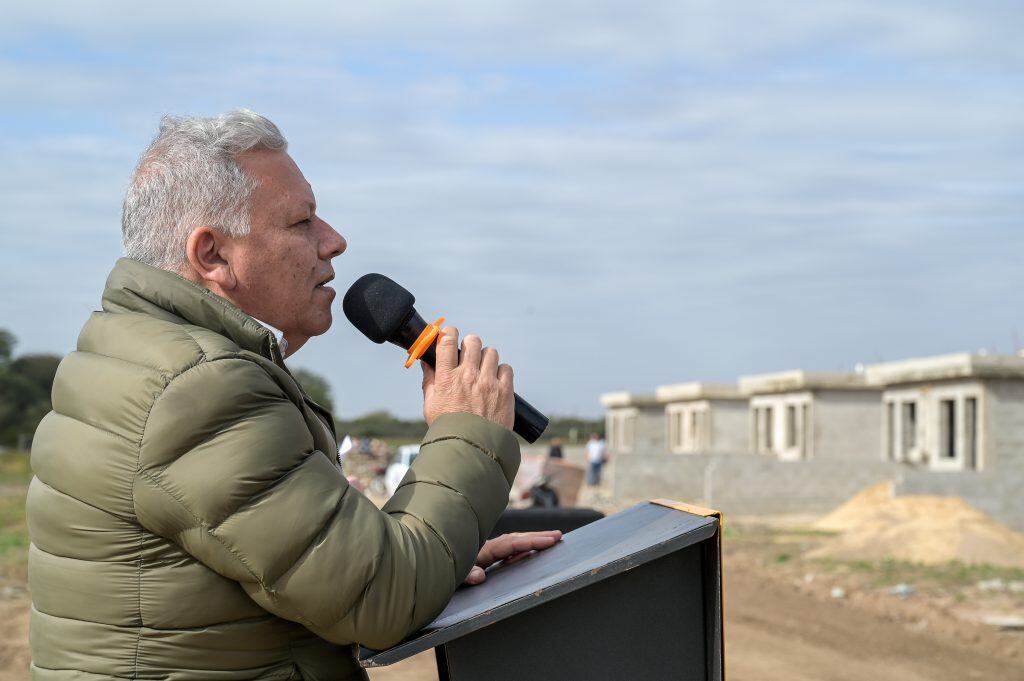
[722,524,746,539]
[0,483,30,582]
[772,527,837,538]
[0,492,28,558]
[0,451,32,486]
[775,552,792,564]
[814,558,1024,587]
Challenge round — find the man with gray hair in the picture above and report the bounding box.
[27,110,559,680]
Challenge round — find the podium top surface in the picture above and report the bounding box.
[360,501,719,667]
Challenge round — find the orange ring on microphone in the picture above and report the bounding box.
[405,317,445,368]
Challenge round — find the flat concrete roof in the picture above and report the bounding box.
[599,391,661,408]
[866,352,1024,386]
[655,382,743,402]
[739,370,874,395]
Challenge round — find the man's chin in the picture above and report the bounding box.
[305,311,333,337]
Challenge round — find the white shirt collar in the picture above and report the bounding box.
[253,318,289,357]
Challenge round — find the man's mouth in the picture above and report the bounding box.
[316,275,335,289]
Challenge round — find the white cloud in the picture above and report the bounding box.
[1,2,1022,416]
[4,1,1022,69]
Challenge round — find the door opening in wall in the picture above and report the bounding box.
[939,399,956,460]
[886,402,895,460]
[801,403,809,458]
[752,408,761,453]
[786,405,797,449]
[901,401,917,457]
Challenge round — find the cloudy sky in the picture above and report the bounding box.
[1,2,1022,419]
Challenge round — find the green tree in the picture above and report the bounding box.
[0,330,14,365]
[291,367,334,412]
[0,330,62,448]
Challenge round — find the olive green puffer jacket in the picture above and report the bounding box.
[27,258,520,680]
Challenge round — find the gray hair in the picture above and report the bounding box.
[122,109,288,271]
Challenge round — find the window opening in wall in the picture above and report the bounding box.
[901,401,917,456]
[753,408,761,453]
[689,410,698,451]
[801,403,809,458]
[886,402,895,461]
[939,399,956,460]
[965,397,977,469]
[765,407,774,452]
[786,405,797,448]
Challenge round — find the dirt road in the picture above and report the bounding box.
[725,562,1018,681]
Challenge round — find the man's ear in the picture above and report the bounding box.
[185,226,237,290]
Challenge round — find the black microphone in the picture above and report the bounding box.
[342,273,549,443]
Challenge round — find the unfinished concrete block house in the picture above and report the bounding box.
[655,382,748,454]
[866,353,1024,472]
[739,371,882,462]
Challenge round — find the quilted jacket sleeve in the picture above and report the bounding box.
[133,356,519,650]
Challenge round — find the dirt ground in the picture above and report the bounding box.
[721,521,1024,681]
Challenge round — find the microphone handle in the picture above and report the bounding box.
[416,343,549,443]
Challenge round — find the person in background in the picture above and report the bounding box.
[547,436,564,459]
[586,432,608,486]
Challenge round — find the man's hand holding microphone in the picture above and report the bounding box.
[421,327,514,430]
[420,325,560,585]
[342,275,562,585]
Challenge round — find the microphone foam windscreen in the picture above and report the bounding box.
[343,273,417,344]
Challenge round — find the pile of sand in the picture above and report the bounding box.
[808,482,1024,568]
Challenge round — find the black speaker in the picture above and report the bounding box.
[489,507,605,538]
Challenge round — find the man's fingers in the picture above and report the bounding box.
[435,326,459,373]
[464,565,486,585]
[476,531,562,566]
[480,347,499,377]
[497,363,514,390]
[460,334,482,371]
[420,361,435,390]
[504,550,535,565]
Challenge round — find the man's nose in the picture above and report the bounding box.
[319,219,347,259]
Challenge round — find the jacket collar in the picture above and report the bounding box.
[101,257,284,364]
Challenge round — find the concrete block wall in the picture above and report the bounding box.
[711,401,750,453]
[984,379,1024,470]
[634,406,665,455]
[529,443,1024,531]
[612,452,899,516]
[813,390,883,461]
[895,467,1024,533]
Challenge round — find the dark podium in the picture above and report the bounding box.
[359,499,724,681]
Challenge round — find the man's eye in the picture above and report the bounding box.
[293,219,312,227]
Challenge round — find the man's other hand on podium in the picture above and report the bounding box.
[464,531,563,585]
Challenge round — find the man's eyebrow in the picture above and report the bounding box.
[287,202,316,223]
